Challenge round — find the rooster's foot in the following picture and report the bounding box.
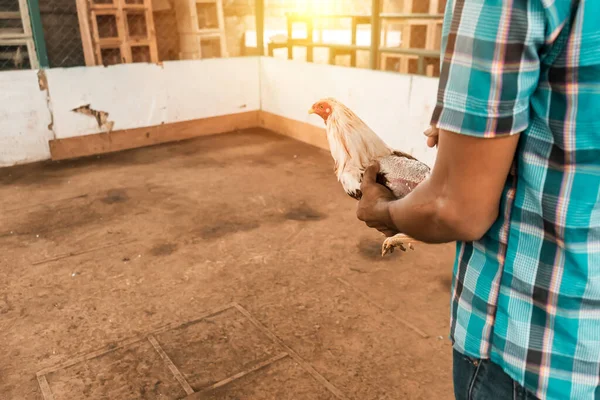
[382,234,416,256]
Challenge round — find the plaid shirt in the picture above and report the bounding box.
[431,0,600,399]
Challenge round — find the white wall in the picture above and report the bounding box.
[0,57,261,166]
[260,57,439,167]
[0,56,439,167]
[46,57,261,139]
[0,70,53,167]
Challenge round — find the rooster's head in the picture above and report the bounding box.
[307,97,393,197]
[308,99,334,122]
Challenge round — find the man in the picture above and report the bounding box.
[356,0,600,399]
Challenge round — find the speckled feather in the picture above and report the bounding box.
[377,152,431,199]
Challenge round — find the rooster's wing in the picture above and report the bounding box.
[377,152,431,199]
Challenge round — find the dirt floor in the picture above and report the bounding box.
[0,128,456,400]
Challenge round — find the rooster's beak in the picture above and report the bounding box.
[308,107,315,115]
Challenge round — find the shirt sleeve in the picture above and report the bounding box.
[430,0,546,138]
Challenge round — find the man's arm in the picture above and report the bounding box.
[356,0,546,242]
[356,129,519,243]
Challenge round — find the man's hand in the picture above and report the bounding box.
[424,126,439,148]
[356,162,399,237]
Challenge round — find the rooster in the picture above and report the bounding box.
[309,97,431,256]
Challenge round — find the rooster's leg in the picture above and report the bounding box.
[382,234,417,256]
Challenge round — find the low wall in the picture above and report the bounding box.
[259,57,439,167]
[1,57,261,166]
[0,56,439,167]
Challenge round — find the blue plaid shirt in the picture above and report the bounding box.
[431,1,600,399]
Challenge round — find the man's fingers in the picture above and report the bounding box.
[427,136,438,148]
[424,125,439,137]
[361,162,380,189]
[425,126,439,148]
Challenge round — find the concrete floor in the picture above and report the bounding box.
[0,128,456,400]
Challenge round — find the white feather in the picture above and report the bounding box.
[322,98,393,197]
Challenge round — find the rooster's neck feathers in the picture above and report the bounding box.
[314,98,426,200]
[323,99,392,178]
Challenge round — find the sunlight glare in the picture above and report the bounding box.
[287,0,341,16]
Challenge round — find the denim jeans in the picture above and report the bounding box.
[453,348,540,400]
